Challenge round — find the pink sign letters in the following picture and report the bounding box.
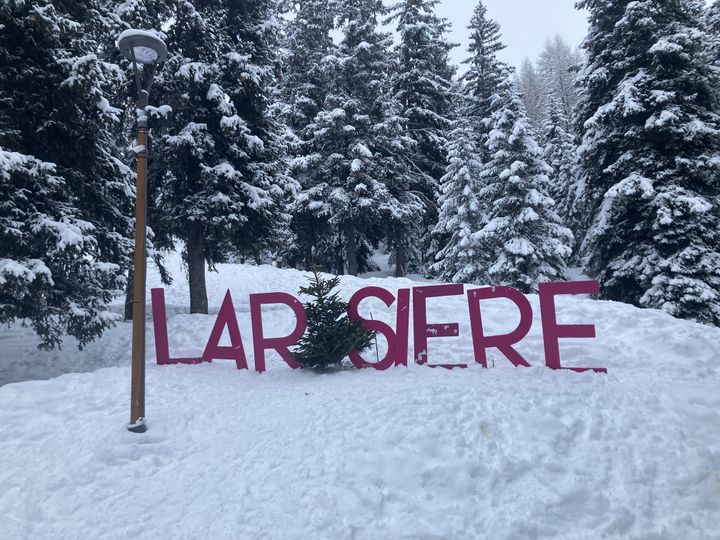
[151,281,606,374]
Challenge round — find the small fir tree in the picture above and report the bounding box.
[295,272,375,371]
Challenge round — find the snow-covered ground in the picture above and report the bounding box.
[1,250,719,539]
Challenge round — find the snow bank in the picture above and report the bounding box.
[0,250,719,539]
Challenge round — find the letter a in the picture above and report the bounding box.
[201,290,248,370]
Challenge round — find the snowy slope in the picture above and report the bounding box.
[1,251,719,540]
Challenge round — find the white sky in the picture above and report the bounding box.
[436,0,589,69]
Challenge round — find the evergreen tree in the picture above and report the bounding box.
[537,35,582,130]
[517,58,544,130]
[97,0,177,321]
[277,0,336,136]
[0,0,134,348]
[575,0,720,325]
[386,0,456,276]
[153,0,297,313]
[295,271,375,371]
[706,0,720,36]
[430,0,508,277]
[473,79,573,292]
[430,114,486,283]
[541,96,577,222]
[276,0,338,269]
[293,0,396,276]
[462,0,509,126]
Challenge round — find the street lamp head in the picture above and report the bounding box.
[117,29,167,66]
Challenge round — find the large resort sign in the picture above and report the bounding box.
[150,281,607,374]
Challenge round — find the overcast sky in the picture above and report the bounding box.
[435,0,589,69]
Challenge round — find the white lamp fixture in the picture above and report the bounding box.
[117,29,168,66]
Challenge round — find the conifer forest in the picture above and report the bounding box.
[2,0,720,348]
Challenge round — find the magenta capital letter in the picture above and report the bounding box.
[467,286,533,368]
[151,288,203,365]
[201,290,248,370]
[250,292,307,373]
[538,281,606,373]
[413,284,466,368]
[348,287,411,370]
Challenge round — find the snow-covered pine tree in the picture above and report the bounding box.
[541,96,577,222]
[153,0,297,313]
[575,0,720,326]
[705,1,720,109]
[0,0,134,348]
[294,0,397,276]
[386,0,456,276]
[517,58,544,130]
[429,0,509,279]
[537,35,582,131]
[277,0,336,136]
[294,271,375,371]
[430,112,485,283]
[276,0,338,269]
[462,0,509,130]
[706,0,720,36]
[473,78,573,292]
[102,0,177,320]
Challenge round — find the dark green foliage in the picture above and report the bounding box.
[294,272,375,371]
[462,0,509,122]
[0,0,134,348]
[574,0,720,325]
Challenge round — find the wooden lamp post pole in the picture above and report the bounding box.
[118,29,167,433]
[129,112,149,433]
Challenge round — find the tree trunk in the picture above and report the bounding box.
[395,237,406,278]
[124,266,134,321]
[187,224,208,314]
[345,224,358,276]
[335,253,344,276]
[304,243,314,271]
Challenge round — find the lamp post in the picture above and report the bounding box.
[117,29,167,433]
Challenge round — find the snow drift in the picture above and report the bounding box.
[0,252,719,540]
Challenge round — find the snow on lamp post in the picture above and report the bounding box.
[117,29,167,433]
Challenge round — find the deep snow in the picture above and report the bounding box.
[0,250,719,539]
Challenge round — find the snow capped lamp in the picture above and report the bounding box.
[117,29,167,109]
[117,29,167,434]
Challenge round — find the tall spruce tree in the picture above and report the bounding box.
[386,0,456,276]
[277,0,336,136]
[517,58,544,130]
[707,0,720,35]
[575,0,720,325]
[277,0,338,269]
[430,0,508,278]
[473,79,573,292]
[541,96,577,222]
[152,0,297,313]
[431,113,485,283]
[293,0,397,276]
[462,0,508,129]
[0,0,134,348]
[537,35,582,131]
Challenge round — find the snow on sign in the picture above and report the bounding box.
[151,281,607,373]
